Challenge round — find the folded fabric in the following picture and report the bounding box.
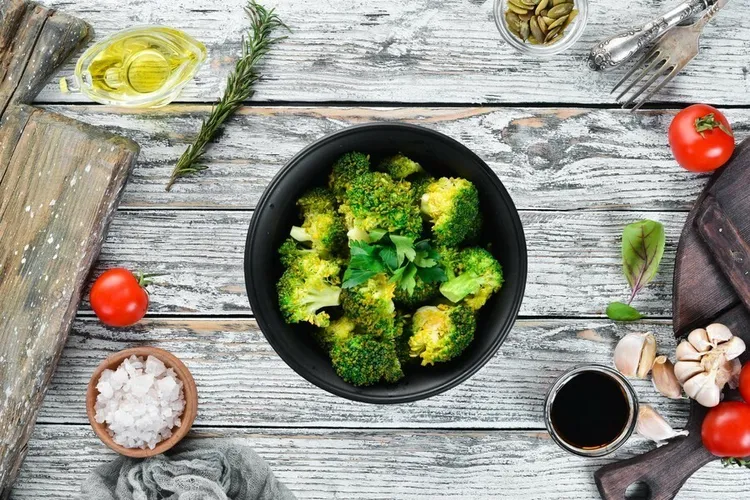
[81,440,296,500]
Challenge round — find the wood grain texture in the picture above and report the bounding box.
[0,106,138,496]
[0,0,90,117]
[82,209,684,316]
[34,0,750,105]
[37,318,689,428]
[45,104,736,210]
[10,425,750,499]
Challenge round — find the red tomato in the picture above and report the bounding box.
[90,268,149,327]
[701,401,750,457]
[668,104,734,173]
[740,363,750,404]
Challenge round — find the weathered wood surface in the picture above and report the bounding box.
[35,0,749,105]
[45,104,738,211]
[37,318,688,428]
[0,106,138,496]
[11,425,750,499]
[83,209,683,316]
[0,0,90,117]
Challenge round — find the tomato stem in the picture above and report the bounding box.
[134,271,167,288]
[694,113,733,139]
[722,457,750,468]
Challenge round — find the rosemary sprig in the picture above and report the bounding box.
[166,1,287,191]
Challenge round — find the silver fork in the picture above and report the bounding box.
[613,0,729,112]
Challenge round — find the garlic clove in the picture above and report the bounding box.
[717,358,742,389]
[722,336,747,361]
[675,339,702,361]
[674,359,703,384]
[706,323,733,344]
[688,328,711,351]
[614,332,657,378]
[636,404,689,444]
[683,371,721,407]
[652,356,682,399]
[727,359,742,389]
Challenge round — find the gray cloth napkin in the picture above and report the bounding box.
[81,440,296,500]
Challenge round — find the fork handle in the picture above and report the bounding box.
[588,0,710,71]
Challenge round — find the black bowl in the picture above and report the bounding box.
[245,123,527,404]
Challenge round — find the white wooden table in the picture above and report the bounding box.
[10,0,750,498]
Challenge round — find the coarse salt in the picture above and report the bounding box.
[94,355,185,449]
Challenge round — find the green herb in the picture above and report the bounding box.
[695,113,733,139]
[606,219,665,321]
[166,1,287,191]
[722,457,750,468]
[342,232,447,294]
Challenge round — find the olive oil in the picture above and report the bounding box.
[61,27,206,108]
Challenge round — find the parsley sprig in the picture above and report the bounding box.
[342,230,447,295]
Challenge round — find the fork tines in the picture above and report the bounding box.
[612,48,684,112]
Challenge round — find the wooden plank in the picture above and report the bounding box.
[0,106,139,496]
[10,425,750,499]
[39,318,688,428]
[35,0,749,105]
[45,104,721,211]
[82,209,684,316]
[0,0,90,117]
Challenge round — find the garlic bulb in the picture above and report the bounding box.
[674,323,746,408]
[614,332,657,378]
[651,356,682,399]
[636,404,688,444]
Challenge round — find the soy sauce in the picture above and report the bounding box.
[550,371,629,449]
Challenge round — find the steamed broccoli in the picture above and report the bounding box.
[340,274,397,337]
[394,274,439,309]
[315,316,357,350]
[279,237,315,268]
[277,251,342,327]
[329,152,370,202]
[378,154,424,179]
[440,247,503,310]
[394,313,414,365]
[409,173,435,202]
[290,188,346,257]
[330,333,404,385]
[420,177,480,246]
[408,304,476,366]
[339,172,423,240]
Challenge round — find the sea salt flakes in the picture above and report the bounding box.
[94,355,185,449]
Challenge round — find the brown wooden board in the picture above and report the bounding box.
[0,105,139,497]
[0,0,90,117]
[594,138,750,500]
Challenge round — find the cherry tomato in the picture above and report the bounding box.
[90,268,149,327]
[740,363,750,404]
[668,104,734,173]
[701,401,750,457]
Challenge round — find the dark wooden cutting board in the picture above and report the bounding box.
[594,138,750,499]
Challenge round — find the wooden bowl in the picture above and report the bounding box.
[86,346,198,458]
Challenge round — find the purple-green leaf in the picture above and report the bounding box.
[621,219,665,304]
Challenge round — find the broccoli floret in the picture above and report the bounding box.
[408,304,476,366]
[290,188,346,257]
[279,237,315,268]
[315,316,357,350]
[277,252,342,327]
[339,172,423,239]
[409,174,435,203]
[377,154,424,179]
[329,152,370,202]
[394,313,414,365]
[330,334,404,386]
[394,274,440,309]
[439,247,503,310]
[420,177,480,246]
[340,274,397,337]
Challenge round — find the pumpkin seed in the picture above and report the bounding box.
[547,3,573,18]
[529,16,545,42]
[540,9,549,16]
[544,26,561,42]
[528,35,539,44]
[546,14,567,30]
[542,15,555,25]
[537,15,548,33]
[519,19,530,40]
[551,0,570,5]
[535,0,549,15]
[519,0,538,7]
[508,0,529,10]
[506,10,521,25]
[563,9,578,28]
[519,12,533,20]
[507,4,529,15]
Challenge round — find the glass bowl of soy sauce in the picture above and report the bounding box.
[544,364,638,457]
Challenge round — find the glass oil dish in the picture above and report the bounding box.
[60,26,207,108]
